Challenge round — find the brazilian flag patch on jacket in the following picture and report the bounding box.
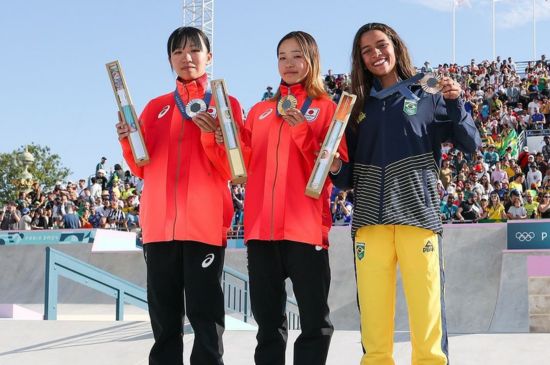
[403,99,418,116]
[356,242,365,260]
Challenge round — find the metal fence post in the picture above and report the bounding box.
[44,247,58,320]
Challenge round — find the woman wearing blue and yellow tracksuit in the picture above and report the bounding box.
[330,23,481,365]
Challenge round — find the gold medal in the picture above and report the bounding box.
[277,94,298,116]
[418,73,443,94]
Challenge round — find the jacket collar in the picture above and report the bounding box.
[176,73,209,102]
[279,81,307,100]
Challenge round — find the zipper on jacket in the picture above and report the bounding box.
[270,121,285,240]
[172,122,185,239]
[172,85,189,239]
[378,98,387,222]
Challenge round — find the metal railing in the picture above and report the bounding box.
[43,247,301,329]
[222,266,301,330]
[44,247,148,320]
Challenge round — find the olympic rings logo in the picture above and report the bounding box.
[515,232,535,242]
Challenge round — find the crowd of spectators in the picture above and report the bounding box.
[0,157,143,232]
[430,55,550,222]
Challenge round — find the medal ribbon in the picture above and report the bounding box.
[369,73,424,101]
[276,95,313,117]
[174,88,212,120]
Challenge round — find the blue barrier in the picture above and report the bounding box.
[44,247,148,320]
[43,247,301,328]
[222,265,300,330]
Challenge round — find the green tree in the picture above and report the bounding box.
[0,143,71,204]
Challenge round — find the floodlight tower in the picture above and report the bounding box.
[183,0,214,78]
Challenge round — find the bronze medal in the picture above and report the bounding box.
[418,73,443,94]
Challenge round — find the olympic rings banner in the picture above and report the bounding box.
[507,221,550,250]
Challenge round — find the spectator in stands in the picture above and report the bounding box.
[486,192,507,221]
[526,163,543,188]
[261,86,274,101]
[126,206,140,231]
[1,202,20,230]
[507,194,527,220]
[107,199,127,231]
[524,191,539,218]
[535,152,549,176]
[89,177,102,200]
[95,157,107,174]
[231,185,244,226]
[116,26,239,364]
[440,194,457,222]
[480,174,493,194]
[523,154,536,174]
[542,136,550,161]
[421,61,433,73]
[505,158,518,179]
[439,159,454,189]
[88,206,101,228]
[483,144,499,167]
[491,161,508,184]
[453,189,465,207]
[62,204,81,229]
[325,69,336,90]
[30,208,48,230]
[528,97,540,116]
[532,109,546,129]
[76,179,87,197]
[80,209,93,229]
[457,192,481,222]
[509,173,525,193]
[453,150,468,174]
[478,195,490,220]
[18,208,32,230]
[539,192,550,218]
[96,169,108,190]
[541,96,550,122]
[332,190,353,225]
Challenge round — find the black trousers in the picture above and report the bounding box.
[144,241,225,365]
[247,240,334,365]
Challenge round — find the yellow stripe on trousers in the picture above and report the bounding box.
[354,225,448,365]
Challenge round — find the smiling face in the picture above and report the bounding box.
[277,37,309,85]
[359,30,398,88]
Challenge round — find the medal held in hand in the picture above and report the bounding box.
[106,60,150,166]
[305,92,357,199]
[185,98,208,118]
[210,79,247,184]
[277,94,298,116]
[418,73,443,94]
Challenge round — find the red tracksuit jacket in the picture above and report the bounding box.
[242,83,348,247]
[120,74,243,245]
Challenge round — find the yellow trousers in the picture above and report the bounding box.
[354,225,448,365]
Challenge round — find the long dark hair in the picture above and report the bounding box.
[349,23,416,127]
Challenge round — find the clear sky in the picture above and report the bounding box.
[1,0,549,182]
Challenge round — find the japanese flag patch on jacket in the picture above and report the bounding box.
[304,107,320,122]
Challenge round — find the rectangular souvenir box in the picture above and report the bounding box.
[106,60,150,166]
[305,92,357,198]
[210,79,247,184]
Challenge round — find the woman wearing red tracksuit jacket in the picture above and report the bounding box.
[116,27,243,365]
[216,31,348,365]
